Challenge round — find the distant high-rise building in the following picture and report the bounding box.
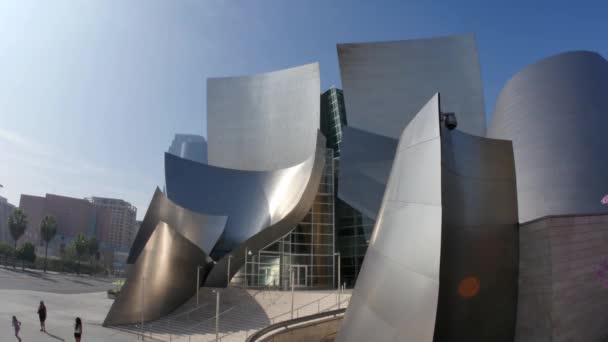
[168,134,207,164]
[0,196,17,243]
[88,197,137,251]
[19,193,111,254]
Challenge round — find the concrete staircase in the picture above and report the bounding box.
[111,287,351,342]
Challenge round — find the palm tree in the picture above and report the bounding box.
[40,216,58,273]
[73,233,88,275]
[8,209,27,249]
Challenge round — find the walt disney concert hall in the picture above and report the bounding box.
[104,33,608,342]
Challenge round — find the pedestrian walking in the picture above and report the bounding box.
[38,300,47,332]
[12,316,22,342]
[74,317,82,342]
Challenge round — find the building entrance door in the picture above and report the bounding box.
[293,265,307,287]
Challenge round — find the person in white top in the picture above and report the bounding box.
[74,317,82,342]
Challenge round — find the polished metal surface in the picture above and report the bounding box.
[207,63,320,171]
[337,94,443,342]
[165,133,326,262]
[338,93,518,341]
[488,51,608,223]
[337,126,397,219]
[104,221,210,326]
[127,188,227,264]
[436,125,518,341]
[337,33,486,139]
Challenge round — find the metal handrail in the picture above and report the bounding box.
[245,308,346,342]
[269,289,347,323]
[169,306,235,342]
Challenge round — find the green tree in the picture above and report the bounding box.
[0,242,15,265]
[8,209,27,249]
[40,216,58,273]
[0,242,14,256]
[88,237,99,269]
[16,242,36,270]
[72,233,88,275]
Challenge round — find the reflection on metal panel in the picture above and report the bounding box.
[203,137,327,287]
[127,188,226,264]
[338,93,518,341]
[103,222,210,326]
[337,93,442,342]
[337,127,397,220]
[165,133,326,260]
[337,33,485,139]
[207,63,320,171]
[488,51,608,222]
[436,129,518,341]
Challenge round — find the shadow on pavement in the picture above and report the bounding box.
[71,279,94,286]
[44,331,66,341]
[2,268,59,283]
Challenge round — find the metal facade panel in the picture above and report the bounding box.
[435,128,518,341]
[104,221,210,326]
[487,51,608,223]
[207,63,320,171]
[127,188,226,264]
[338,93,518,341]
[337,126,397,219]
[165,133,326,259]
[337,93,443,342]
[337,33,486,139]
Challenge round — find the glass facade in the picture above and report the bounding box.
[321,87,375,289]
[335,198,374,287]
[320,88,347,159]
[230,87,374,289]
[230,149,336,289]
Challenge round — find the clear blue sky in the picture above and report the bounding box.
[0,0,606,219]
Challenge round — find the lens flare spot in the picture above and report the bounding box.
[458,276,480,298]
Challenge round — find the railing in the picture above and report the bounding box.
[168,306,235,342]
[123,288,351,342]
[245,308,346,342]
[269,288,350,323]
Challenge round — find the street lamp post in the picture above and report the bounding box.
[290,267,295,319]
[214,289,220,341]
[140,276,145,340]
[196,265,204,306]
[226,255,232,286]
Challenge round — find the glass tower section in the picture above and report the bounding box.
[320,88,347,159]
[321,87,375,288]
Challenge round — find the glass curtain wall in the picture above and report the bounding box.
[231,149,336,289]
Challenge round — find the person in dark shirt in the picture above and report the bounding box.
[38,300,47,332]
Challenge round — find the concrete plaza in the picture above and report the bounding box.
[0,267,136,342]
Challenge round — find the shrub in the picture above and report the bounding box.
[16,242,36,263]
[0,242,15,257]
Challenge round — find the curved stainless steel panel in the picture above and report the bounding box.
[204,139,326,287]
[207,63,320,171]
[337,126,397,219]
[165,132,326,259]
[104,221,211,326]
[338,93,518,341]
[337,93,443,342]
[487,51,608,223]
[128,188,227,264]
[337,33,486,139]
[436,128,518,341]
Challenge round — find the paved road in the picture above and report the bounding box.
[1,289,137,342]
[0,267,117,293]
